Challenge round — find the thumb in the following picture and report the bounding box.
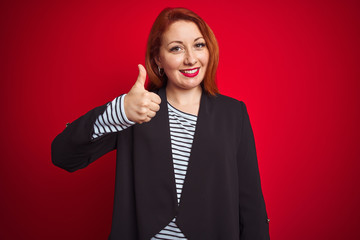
[135,64,147,88]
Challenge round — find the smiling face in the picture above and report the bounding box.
[155,20,209,91]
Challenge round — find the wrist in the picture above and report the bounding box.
[121,94,135,125]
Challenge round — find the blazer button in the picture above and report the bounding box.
[66,122,70,127]
[266,218,270,223]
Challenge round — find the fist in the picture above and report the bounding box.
[124,64,161,124]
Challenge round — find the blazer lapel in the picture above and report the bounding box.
[155,87,177,200]
[132,87,178,239]
[176,90,219,210]
[148,87,211,207]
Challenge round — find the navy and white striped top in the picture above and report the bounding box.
[92,94,197,240]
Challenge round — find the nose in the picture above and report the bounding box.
[184,49,197,65]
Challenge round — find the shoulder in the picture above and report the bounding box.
[208,93,247,115]
[213,93,244,106]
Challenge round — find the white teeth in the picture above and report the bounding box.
[182,68,198,74]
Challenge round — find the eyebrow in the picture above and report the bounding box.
[167,37,205,46]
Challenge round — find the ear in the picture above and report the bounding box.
[154,56,162,68]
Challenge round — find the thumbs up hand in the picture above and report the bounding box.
[124,64,162,124]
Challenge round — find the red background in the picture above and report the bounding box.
[1,0,359,239]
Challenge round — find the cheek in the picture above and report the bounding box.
[199,51,209,67]
[164,55,183,71]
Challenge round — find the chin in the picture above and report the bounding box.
[167,74,204,91]
[180,81,203,90]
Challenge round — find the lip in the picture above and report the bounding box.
[179,67,200,78]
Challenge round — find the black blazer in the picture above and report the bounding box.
[51,87,270,240]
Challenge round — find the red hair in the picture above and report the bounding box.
[145,8,219,96]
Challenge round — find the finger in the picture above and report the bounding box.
[149,92,161,104]
[147,110,156,118]
[135,64,147,88]
[140,117,151,124]
[148,102,160,112]
[137,106,148,116]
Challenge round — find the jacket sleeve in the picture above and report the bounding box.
[237,101,270,239]
[51,103,119,173]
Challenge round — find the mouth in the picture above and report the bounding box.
[179,67,200,78]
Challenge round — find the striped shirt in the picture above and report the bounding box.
[92,94,197,239]
[92,94,134,139]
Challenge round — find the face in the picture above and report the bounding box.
[156,20,209,91]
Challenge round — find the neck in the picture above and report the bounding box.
[165,85,202,106]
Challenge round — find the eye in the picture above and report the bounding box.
[170,46,182,52]
[195,42,206,48]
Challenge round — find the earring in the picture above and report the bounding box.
[158,66,164,77]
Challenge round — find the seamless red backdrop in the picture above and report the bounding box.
[1,0,359,239]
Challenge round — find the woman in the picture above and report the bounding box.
[52,7,270,240]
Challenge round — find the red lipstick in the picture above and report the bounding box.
[179,67,200,78]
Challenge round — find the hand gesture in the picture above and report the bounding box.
[124,64,161,124]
